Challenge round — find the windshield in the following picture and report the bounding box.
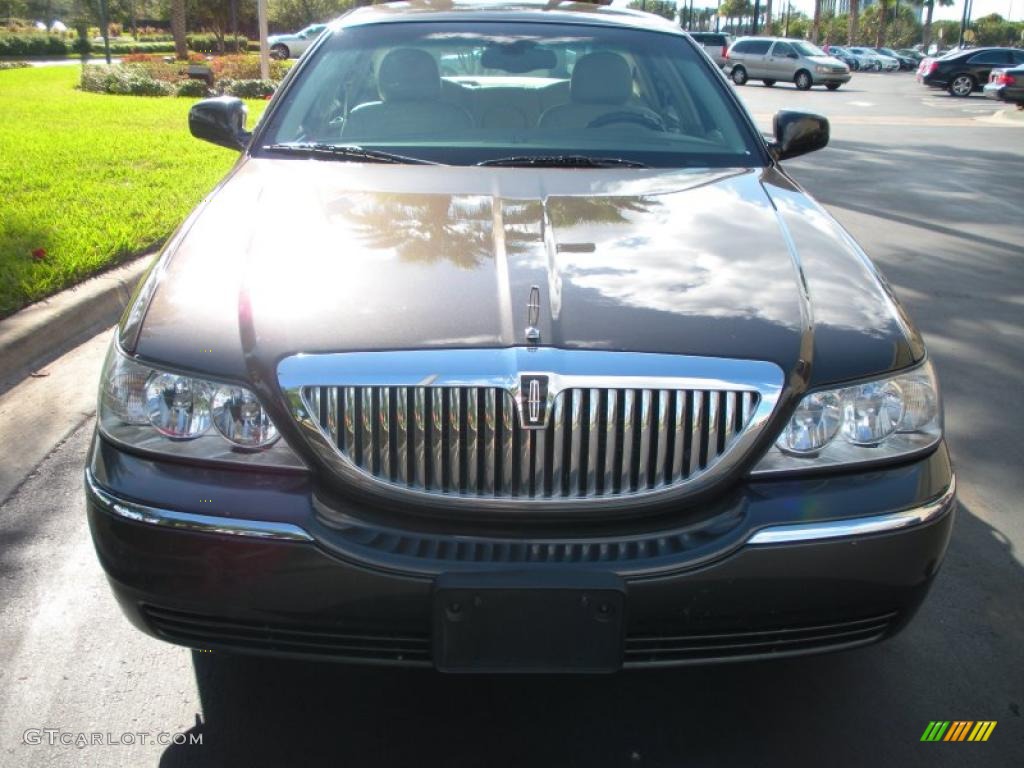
[791,41,826,57]
[259,21,762,167]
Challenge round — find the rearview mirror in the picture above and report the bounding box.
[189,96,251,151]
[769,111,829,161]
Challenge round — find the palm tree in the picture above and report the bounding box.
[875,0,894,47]
[919,0,955,49]
[847,0,859,44]
[811,0,822,43]
[765,0,772,34]
[170,0,187,61]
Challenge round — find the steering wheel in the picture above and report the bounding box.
[587,111,666,132]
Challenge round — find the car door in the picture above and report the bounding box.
[767,41,798,80]
[742,39,773,77]
[967,50,1014,84]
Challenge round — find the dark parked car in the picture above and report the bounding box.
[87,0,954,673]
[984,65,1024,106]
[918,46,1024,96]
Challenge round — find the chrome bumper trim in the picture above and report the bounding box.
[85,469,314,543]
[747,476,956,545]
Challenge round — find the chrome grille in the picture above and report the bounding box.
[301,385,759,500]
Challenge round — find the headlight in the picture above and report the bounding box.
[752,360,941,475]
[98,337,305,469]
[814,65,830,74]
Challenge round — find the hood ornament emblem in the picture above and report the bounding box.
[525,285,541,345]
[518,374,549,429]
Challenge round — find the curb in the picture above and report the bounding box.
[0,254,153,381]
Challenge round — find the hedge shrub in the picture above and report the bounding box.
[80,65,175,96]
[0,34,69,57]
[104,41,176,54]
[175,78,211,97]
[217,78,276,98]
[186,34,248,54]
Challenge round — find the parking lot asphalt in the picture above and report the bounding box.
[0,72,1021,768]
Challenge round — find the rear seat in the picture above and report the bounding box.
[439,79,572,129]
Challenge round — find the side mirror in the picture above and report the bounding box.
[188,96,251,151]
[769,111,829,161]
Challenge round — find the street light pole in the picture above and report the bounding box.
[958,0,973,47]
[258,0,270,80]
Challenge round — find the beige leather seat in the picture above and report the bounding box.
[537,51,660,131]
[343,48,473,140]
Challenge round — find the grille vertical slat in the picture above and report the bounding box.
[448,389,461,492]
[412,388,425,488]
[637,390,653,490]
[305,385,760,501]
[586,389,601,497]
[671,390,685,483]
[655,390,670,488]
[378,387,391,480]
[465,388,479,493]
[604,390,618,494]
[551,393,566,497]
[359,388,373,469]
[619,390,635,492]
[568,390,583,497]
[689,391,704,477]
[483,389,497,496]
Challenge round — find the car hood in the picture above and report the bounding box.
[132,160,921,390]
[810,55,846,67]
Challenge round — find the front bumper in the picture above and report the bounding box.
[812,72,852,85]
[86,433,956,670]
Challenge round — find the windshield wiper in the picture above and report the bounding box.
[262,142,439,165]
[477,154,648,169]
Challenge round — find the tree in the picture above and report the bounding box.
[170,0,186,59]
[918,0,955,50]
[268,0,352,30]
[627,0,675,22]
[848,0,859,45]
[873,0,894,47]
[810,0,821,43]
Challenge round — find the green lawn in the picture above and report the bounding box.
[0,66,267,317]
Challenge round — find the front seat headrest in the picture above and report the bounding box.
[571,52,632,105]
[378,48,441,102]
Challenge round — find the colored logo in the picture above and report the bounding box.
[921,721,996,742]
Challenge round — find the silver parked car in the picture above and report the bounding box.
[726,37,851,90]
[268,23,327,60]
[848,46,896,72]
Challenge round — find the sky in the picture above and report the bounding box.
[611,0,1024,23]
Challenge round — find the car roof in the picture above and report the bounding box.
[333,1,682,33]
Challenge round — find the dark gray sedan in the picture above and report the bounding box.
[86,0,954,673]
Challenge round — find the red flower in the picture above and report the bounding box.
[31,248,46,261]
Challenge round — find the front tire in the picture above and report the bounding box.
[731,66,748,85]
[826,82,842,91]
[270,43,289,60]
[948,74,975,97]
[763,79,776,87]
[795,70,813,91]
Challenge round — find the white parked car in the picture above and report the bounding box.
[268,23,327,60]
